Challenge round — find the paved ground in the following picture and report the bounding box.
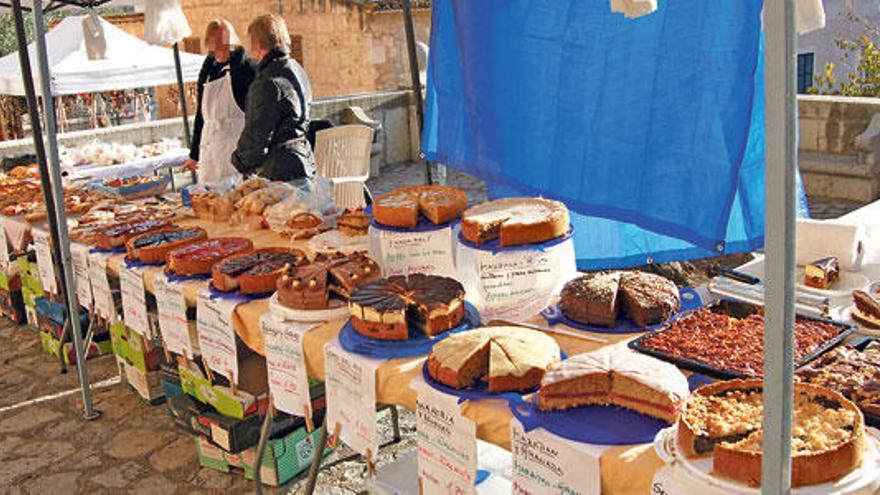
[0,162,868,494]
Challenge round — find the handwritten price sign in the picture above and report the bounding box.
[155,274,195,358]
[324,341,380,457]
[88,252,115,320]
[510,420,601,495]
[261,315,315,417]
[416,384,477,495]
[120,265,149,336]
[33,230,57,294]
[70,243,92,309]
[373,227,456,278]
[0,224,9,268]
[196,290,240,383]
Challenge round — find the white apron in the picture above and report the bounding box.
[198,71,246,184]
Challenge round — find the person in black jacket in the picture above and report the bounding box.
[231,14,315,182]
[183,19,256,184]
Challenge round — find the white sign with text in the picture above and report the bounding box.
[324,341,381,458]
[371,226,456,278]
[196,290,240,383]
[70,243,92,309]
[88,251,115,320]
[119,264,149,336]
[415,382,478,495]
[469,247,564,322]
[155,273,195,358]
[510,420,602,495]
[33,230,57,294]
[260,315,316,417]
[0,225,10,268]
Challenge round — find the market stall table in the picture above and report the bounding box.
[62,148,189,181]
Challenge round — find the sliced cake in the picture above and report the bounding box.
[852,289,880,329]
[559,272,622,327]
[618,271,680,328]
[125,226,207,264]
[804,256,840,289]
[166,238,254,276]
[276,251,380,310]
[94,219,173,250]
[539,346,689,423]
[373,186,468,228]
[461,197,569,247]
[212,248,303,294]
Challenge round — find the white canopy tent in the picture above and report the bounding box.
[0,14,203,96]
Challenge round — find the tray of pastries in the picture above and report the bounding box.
[629,299,854,379]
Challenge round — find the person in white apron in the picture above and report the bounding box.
[183,19,256,184]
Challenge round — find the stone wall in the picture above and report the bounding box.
[0,90,419,174]
[798,95,880,203]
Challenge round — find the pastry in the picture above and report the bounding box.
[797,341,880,418]
[852,290,880,329]
[560,272,622,327]
[212,248,303,294]
[638,308,845,377]
[678,379,864,487]
[93,219,173,250]
[618,271,680,327]
[336,208,371,236]
[286,212,323,230]
[166,238,254,276]
[276,251,380,310]
[461,197,569,247]
[348,274,466,340]
[805,256,840,289]
[539,346,689,423]
[125,227,208,264]
[427,326,560,392]
[373,185,468,228]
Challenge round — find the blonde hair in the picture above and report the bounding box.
[247,14,291,53]
[204,18,241,53]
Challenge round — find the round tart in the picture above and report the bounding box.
[373,185,468,228]
[125,227,208,264]
[461,197,569,247]
[212,248,304,294]
[348,274,466,341]
[93,219,173,250]
[166,237,254,276]
[427,326,560,392]
[677,379,865,487]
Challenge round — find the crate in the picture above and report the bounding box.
[178,356,268,420]
[39,329,112,364]
[159,362,183,399]
[35,298,89,340]
[166,393,212,437]
[195,412,331,486]
[0,287,25,324]
[24,304,37,329]
[121,358,165,404]
[109,321,163,373]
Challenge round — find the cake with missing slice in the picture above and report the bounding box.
[212,248,303,294]
[373,185,468,228]
[461,197,569,247]
[559,272,622,327]
[618,271,680,328]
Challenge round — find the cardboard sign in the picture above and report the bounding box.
[324,341,380,458]
[510,420,602,495]
[472,249,557,322]
[120,265,149,336]
[33,230,57,294]
[196,290,240,383]
[416,383,478,495]
[70,243,92,309]
[155,273,195,358]
[88,251,115,320]
[372,227,456,278]
[260,315,315,417]
[0,225,10,268]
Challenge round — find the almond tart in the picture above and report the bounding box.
[166,238,254,276]
[125,227,208,264]
[461,197,569,247]
[677,379,865,487]
[212,247,304,294]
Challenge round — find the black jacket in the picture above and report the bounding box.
[231,49,315,182]
[189,47,257,161]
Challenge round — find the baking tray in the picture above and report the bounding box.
[829,336,880,427]
[628,299,855,380]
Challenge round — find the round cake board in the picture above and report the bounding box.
[207,282,274,302]
[123,256,164,269]
[163,269,211,282]
[90,246,126,254]
[457,226,574,253]
[268,293,350,322]
[541,286,702,335]
[339,302,481,359]
[508,374,713,446]
[420,349,570,403]
[654,425,880,494]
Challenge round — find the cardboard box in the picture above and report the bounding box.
[109,321,163,373]
[195,414,331,486]
[0,287,25,324]
[178,356,269,420]
[166,393,212,437]
[35,298,88,341]
[160,363,183,399]
[122,358,165,403]
[25,304,37,328]
[0,268,21,291]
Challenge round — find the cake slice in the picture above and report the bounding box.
[427,331,492,389]
[487,327,560,392]
[560,272,622,327]
[852,290,880,329]
[805,256,840,289]
[413,186,468,225]
[278,261,330,310]
[618,271,680,328]
[373,190,419,228]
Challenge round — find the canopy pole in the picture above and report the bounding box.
[401,0,432,185]
[762,0,797,493]
[172,42,192,147]
[29,0,99,421]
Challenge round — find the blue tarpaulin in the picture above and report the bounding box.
[422,0,771,269]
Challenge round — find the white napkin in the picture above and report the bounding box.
[796,218,864,271]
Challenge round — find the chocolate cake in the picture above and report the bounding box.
[618,271,680,328]
[276,251,380,310]
[805,256,840,289]
[125,227,208,263]
[212,248,303,294]
[348,274,466,341]
[94,219,173,249]
[852,290,880,329]
[559,272,622,327]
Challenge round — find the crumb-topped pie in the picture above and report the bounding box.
[678,379,865,487]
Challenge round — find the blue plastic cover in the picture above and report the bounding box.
[423,0,769,268]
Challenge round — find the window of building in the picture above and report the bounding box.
[797,53,814,94]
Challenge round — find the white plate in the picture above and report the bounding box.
[654,425,880,494]
[306,230,369,255]
[267,293,349,322]
[840,306,880,337]
[796,266,870,299]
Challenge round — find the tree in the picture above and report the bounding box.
[0,12,36,59]
[813,9,880,97]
